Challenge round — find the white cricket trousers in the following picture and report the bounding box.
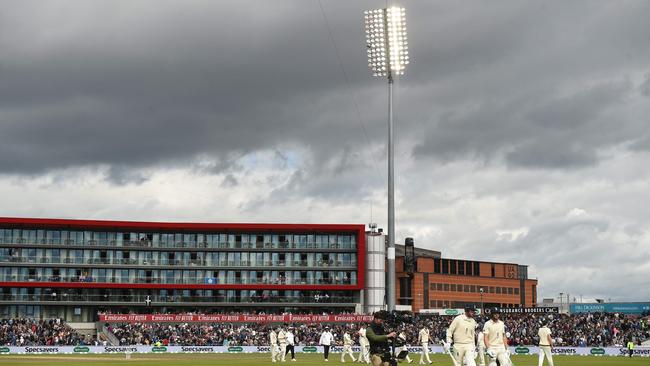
[419,343,431,364]
[454,344,476,366]
[358,341,370,363]
[341,345,356,362]
[538,346,554,366]
[271,344,279,362]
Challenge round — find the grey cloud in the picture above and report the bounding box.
[641,72,650,97]
[413,80,634,169]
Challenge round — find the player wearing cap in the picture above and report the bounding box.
[341,327,357,363]
[357,324,370,364]
[278,325,288,362]
[320,326,334,362]
[483,309,509,366]
[444,305,478,366]
[538,319,554,366]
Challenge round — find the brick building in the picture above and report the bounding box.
[394,245,537,313]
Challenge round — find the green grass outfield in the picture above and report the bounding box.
[0,353,647,366]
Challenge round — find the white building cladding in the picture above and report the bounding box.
[363,231,386,313]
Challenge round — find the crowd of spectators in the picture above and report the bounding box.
[107,312,649,347]
[2,313,647,347]
[0,318,86,346]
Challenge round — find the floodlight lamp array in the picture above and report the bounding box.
[364,7,409,77]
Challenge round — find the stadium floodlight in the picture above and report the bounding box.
[364,6,409,312]
[364,7,409,77]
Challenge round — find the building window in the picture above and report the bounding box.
[466,261,473,276]
[458,261,465,275]
[430,283,436,291]
[470,285,476,293]
[442,260,449,274]
[463,285,470,292]
[444,284,450,291]
[514,288,519,295]
[450,260,457,275]
[474,262,480,276]
[496,287,501,294]
[489,286,495,293]
[508,288,513,295]
[450,284,456,292]
[491,264,495,277]
[437,283,443,291]
[434,259,441,274]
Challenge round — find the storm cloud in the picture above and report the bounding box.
[1,0,650,301]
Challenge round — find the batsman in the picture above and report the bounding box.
[444,305,478,366]
[483,308,510,366]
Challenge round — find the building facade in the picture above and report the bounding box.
[395,247,538,313]
[0,218,365,322]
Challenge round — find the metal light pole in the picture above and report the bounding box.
[364,6,409,313]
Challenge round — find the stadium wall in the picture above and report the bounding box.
[1,345,648,357]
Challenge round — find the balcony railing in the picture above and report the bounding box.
[0,239,356,250]
[0,256,357,268]
[0,293,355,304]
[0,275,357,286]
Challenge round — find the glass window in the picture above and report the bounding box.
[442,260,448,274]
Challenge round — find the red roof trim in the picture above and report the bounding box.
[0,217,363,233]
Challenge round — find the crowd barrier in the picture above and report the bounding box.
[1,345,648,356]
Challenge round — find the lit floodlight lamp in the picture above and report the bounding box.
[363,6,411,313]
[364,6,409,77]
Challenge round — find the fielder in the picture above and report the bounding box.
[357,324,371,364]
[444,305,478,366]
[483,309,510,366]
[278,325,288,362]
[270,328,280,362]
[538,320,554,366]
[341,329,357,363]
[418,324,432,364]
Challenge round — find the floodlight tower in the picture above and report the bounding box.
[364,6,409,312]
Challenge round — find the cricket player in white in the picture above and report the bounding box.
[477,330,486,366]
[538,320,554,366]
[357,324,370,364]
[278,326,288,362]
[445,305,478,366]
[270,328,279,362]
[483,309,510,366]
[341,330,357,362]
[418,325,432,364]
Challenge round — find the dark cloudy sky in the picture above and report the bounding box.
[1,0,650,303]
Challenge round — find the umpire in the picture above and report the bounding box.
[366,311,397,366]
